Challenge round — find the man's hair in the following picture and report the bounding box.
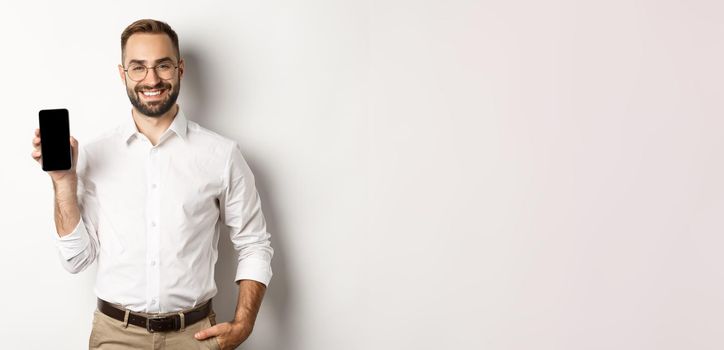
[121,19,180,62]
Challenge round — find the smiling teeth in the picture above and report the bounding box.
[143,90,161,96]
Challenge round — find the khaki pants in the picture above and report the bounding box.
[89,305,221,350]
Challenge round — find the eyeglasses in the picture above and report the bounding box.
[123,62,178,82]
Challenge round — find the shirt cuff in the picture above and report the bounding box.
[235,257,273,287]
[55,217,90,260]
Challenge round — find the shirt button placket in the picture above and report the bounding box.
[146,146,162,312]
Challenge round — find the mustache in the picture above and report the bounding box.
[134,82,171,92]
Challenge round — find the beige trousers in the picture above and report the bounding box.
[89,306,221,350]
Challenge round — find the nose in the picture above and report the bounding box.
[142,67,161,86]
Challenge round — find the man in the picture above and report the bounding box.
[30,19,273,350]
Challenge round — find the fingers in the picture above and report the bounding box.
[69,136,79,169]
[32,128,41,148]
[194,324,223,340]
[31,129,42,163]
[70,136,78,152]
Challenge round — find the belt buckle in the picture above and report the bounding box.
[146,316,177,333]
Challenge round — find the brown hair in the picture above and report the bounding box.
[121,19,180,62]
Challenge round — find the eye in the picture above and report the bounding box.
[157,63,173,71]
[130,65,146,73]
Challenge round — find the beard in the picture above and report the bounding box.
[126,80,180,117]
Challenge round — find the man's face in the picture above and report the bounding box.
[118,33,184,117]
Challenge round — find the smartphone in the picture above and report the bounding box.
[38,108,72,171]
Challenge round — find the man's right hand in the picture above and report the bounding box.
[31,128,79,184]
[32,128,82,237]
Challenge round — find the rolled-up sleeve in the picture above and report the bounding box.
[56,217,90,259]
[221,142,274,286]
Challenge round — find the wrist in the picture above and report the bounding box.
[229,318,254,340]
[52,174,77,187]
[232,313,256,326]
[52,176,78,199]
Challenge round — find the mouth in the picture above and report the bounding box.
[138,88,168,100]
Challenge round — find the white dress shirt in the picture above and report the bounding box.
[54,108,273,313]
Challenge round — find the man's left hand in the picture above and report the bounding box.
[195,320,253,350]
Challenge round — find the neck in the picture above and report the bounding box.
[131,104,179,146]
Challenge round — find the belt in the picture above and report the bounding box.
[97,298,212,333]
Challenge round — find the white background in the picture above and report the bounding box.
[1,0,723,349]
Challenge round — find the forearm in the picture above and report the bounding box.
[52,177,80,237]
[233,279,267,325]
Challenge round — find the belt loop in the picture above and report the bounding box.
[122,310,130,328]
[178,312,185,332]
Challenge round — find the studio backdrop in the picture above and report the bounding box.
[2,1,724,349]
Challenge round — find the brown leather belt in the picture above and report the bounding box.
[97,298,212,333]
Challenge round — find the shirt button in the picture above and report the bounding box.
[151,298,157,304]
[151,221,157,227]
[150,260,156,266]
[151,183,157,189]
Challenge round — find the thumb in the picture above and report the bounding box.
[195,324,222,340]
[69,136,79,168]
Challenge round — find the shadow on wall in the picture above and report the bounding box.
[182,47,292,349]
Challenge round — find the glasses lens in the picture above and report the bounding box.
[127,65,147,81]
[156,63,176,80]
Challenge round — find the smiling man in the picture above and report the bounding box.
[30,19,273,350]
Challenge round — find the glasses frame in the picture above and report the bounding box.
[123,62,179,82]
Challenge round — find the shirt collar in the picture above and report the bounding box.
[122,108,188,146]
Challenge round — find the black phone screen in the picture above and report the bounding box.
[38,109,72,171]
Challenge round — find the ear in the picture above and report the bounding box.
[118,64,126,84]
[177,58,185,80]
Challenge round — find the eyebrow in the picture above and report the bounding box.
[127,57,176,65]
